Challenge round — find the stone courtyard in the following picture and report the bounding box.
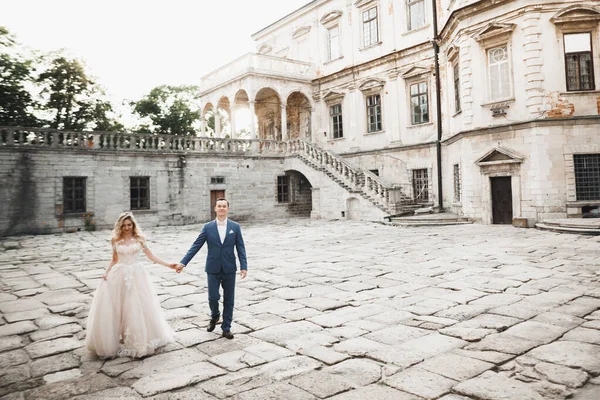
[1,220,600,400]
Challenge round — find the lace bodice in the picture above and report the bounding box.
[115,241,143,265]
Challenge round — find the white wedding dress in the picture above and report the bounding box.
[86,241,174,358]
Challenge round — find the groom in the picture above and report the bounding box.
[176,198,247,339]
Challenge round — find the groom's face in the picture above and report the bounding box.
[215,200,229,219]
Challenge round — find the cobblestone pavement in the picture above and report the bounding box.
[1,220,600,400]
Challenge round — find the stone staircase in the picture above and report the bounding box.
[286,139,415,215]
[535,219,600,236]
[388,213,474,227]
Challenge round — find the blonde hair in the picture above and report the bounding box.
[110,212,146,246]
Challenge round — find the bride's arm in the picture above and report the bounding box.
[142,244,172,268]
[103,246,118,280]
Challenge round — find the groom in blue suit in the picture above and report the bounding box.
[176,198,247,339]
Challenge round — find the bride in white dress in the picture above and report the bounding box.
[86,212,176,358]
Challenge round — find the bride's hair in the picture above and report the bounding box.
[111,212,146,246]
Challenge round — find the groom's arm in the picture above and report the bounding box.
[179,225,208,269]
[235,225,247,276]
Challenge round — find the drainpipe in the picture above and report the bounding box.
[432,0,444,211]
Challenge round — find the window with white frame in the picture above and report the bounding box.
[407,0,426,31]
[487,45,511,100]
[362,7,379,47]
[410,82,429,125]
[327,25,341,61]
[564,33,595,91]
[330,104,343,139]
[453,63,461,113]
[366,94,382,133]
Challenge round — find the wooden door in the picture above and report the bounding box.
[210,190,225,220]
[491,177,512,224]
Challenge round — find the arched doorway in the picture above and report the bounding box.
[255,88,281,141]
[281,170,313,217]
[286,92,311,140]
[233,90,254,139]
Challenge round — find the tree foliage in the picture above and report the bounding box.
[0,26,40,126]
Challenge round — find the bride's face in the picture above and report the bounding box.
[122,219,133,234]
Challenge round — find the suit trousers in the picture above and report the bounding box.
[207,269,236,331]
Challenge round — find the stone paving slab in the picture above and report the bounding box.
[0,220,599,399]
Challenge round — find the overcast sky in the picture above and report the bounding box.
[1,0,309,104]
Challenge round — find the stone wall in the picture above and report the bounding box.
[0,148,295,236]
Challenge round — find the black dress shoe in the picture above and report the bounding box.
[207,317,219,332]
[222,331,234,340]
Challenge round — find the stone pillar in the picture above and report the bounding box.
[230,104,236,138]
[281,103,288,141]
[249,101,257,139]
[387,71,402,143]
[200,118,206,136]
[214,108,221,138]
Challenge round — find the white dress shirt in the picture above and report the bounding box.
[216,218,227,244]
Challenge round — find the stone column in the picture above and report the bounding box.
[214,108,221,138]
[230,104,236,138]
[280,103,288,141]
[200,118,206,136]
[249,101,257,139]
[387,70,402,143]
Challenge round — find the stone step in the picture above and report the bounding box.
[535,223,600,236]
[389,217,471,223]
[390,220,474,227]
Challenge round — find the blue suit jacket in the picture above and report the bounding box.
[180,219,247,274]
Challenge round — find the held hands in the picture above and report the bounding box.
[175,263,185,274]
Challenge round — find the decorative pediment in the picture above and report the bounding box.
[401,65,431,80]
[474,23,516,46]
[275,47,289,58]
[258,44,272,55]
[358,78,385,93]
[354,0,378,9]
[323,90,345,104]
[550,5,600,25]
[293,26,311,39]
[320,10,343,26]
[476,147,524,166]
[446,44,460,62]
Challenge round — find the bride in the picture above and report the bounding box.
[86,212,176,358]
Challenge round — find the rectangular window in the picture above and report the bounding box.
[453,164,461,202]
[63,177,86,213]
[453,63,461,113]
[407,0,426,31]
[210,176,225,184]
[130,177,150,210]
[277,176,290,203]
[330,104,343,139]
[366,94,382,133]
[362,7,379,47]
[327,26,340,61]
[413,169,429,202]
[574,154,600,201]
[565,33,594,91]
[410,82,429,125]
[488,45,511,100]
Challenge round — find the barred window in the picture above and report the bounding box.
[366,94,382,132]
[453,164,461,202]
[211,176,225,184]
[130,177,150,210]
[362,7,379,47]
[330,104,343,139]
[565,33,594,91]
[413,169,429,202]
[277,176,290,203]
[410,82,429,125]
[63,177,86,213]
[574,154,600,201]
[454,63,461,113]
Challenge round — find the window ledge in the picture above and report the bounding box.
[481,98,515,108]
[365,130,385,136]
[60,212,88,219]
[330,136,346,141]
[566,201,600,206]
[129,209,157,215]
[324,55,344,65]
[451,202,462,206]
[360,41,382,51]
[560,90,600,96]
[407,122,433,129]
[402,24,430,36]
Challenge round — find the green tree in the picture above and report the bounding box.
[0,27,40,126]
[132,85,201,135]
[37,55,123,131]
